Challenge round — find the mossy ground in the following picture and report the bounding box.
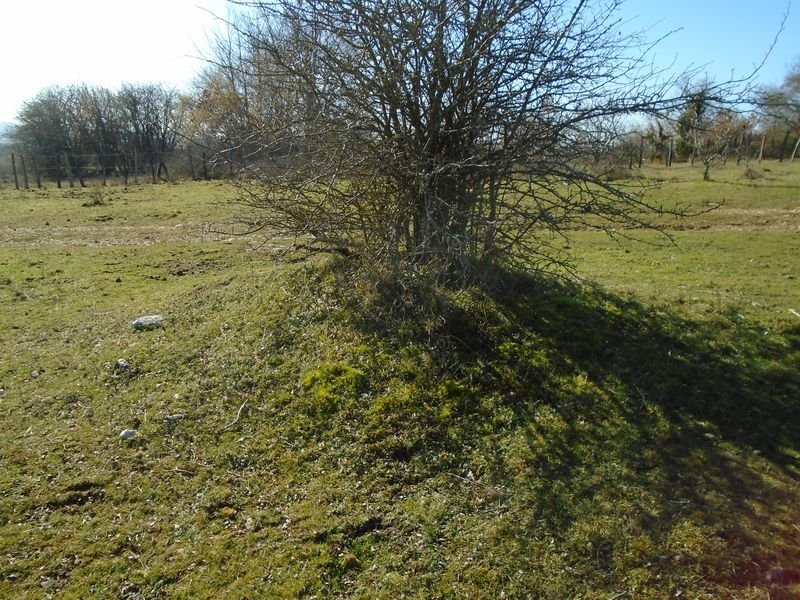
[1,166,799,598]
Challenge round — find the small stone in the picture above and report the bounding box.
[30,369,40,379]
[164,413,186,423]
[115,277,122,283]
[131,315,165,331]
[119,428,137,440]
[115,359,130,372]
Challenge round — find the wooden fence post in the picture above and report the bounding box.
[11,153,19,189]
[21,155,30,189]
[744,133,751,168]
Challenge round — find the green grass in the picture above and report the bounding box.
[1,167,799,598]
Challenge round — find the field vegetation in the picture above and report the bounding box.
[0,161,799,598]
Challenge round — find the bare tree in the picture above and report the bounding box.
[210,0,749,284]
[675,83,750,179]
[117,84,185,181]
[14,83,188,184]
[757,60,800,162]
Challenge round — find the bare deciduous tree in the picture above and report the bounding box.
[210,0,749,284]
[757,60,800,162]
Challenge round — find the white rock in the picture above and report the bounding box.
[119,428,137,440]
[131,315,165,331]
[115,359,130,371]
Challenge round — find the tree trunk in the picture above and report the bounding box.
[779,129,791,162]
[63,153,74,188]
[791,136,800,162]
[156,161,170,182]
[32,155,42,188]
[11,153,19,189]
[638,135,644,168]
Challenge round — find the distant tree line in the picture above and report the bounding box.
[620,65,800,180]
[8,61,799,190]
[10,84,187,185]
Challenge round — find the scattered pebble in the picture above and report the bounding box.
[115,359,130,372]
[119,429,137,440]
[30,370,40,379]
[131,315,165,331]
[164,414,186,423]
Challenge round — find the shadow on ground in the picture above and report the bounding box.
[336,267,800,596]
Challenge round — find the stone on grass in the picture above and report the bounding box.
[132,315,165,331]
[119,428,137,440]
[164,413,186,423]
[115,359,130,372]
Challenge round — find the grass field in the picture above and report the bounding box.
[0,162,799,598]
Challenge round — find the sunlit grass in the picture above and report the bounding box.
[0,165,799,598]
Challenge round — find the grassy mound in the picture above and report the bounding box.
[1,169,799,598]
[1,244,798,598]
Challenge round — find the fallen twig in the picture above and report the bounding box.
[220,400,249,433]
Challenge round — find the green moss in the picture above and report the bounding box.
[300,362,367,415]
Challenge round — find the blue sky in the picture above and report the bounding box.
[620,0,797,86]
[0,0,797,123]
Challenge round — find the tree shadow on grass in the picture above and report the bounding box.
[344,268,800,595]
[498,275,800,471]
[493,275,800,591]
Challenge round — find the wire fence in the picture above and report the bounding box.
[1,148,238,189]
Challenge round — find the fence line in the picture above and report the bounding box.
[6,149,237,189]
